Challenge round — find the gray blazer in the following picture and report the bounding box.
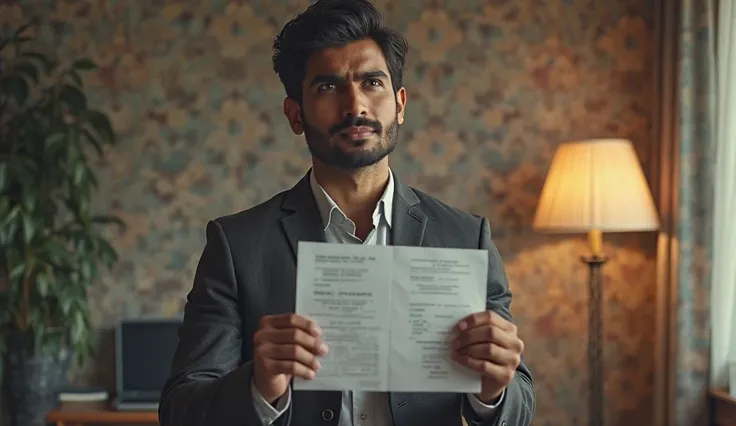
[158,171,535,426]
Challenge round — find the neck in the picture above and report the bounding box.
[311,159,390,226]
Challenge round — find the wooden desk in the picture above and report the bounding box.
[47,403,158,426]
[710,388,736,426]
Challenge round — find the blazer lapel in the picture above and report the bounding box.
[280,170,427,255]
[280,171,327,260]
[391,174,427,247]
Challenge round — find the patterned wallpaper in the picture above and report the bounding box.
[1,1,658,425]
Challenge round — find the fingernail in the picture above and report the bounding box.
[457,322,467,331]
[320,343,329,354]
[315,360,321,370]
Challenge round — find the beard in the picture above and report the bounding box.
[302,113,399,170]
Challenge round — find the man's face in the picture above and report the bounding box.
[284,39,406,170]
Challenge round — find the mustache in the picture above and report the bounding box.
[329,116,382,136]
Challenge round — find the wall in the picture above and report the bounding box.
[0,0,657,424]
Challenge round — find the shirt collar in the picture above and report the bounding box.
[309,169,394,231]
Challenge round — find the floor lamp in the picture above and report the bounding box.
[532,138,660,426]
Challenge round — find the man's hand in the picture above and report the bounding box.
[451,311,524,403]
[253,313,328,403]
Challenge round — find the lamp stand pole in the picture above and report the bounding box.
[583,229,607,426]
[582,229,608,426]
[581,252,607,426]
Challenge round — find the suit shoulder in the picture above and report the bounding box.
[208,189,288,236]
[411,187,486,228]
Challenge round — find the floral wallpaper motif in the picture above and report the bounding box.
[0,1,658,425]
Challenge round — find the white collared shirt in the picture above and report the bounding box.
[251,169,503,425]
[309,168,394,246]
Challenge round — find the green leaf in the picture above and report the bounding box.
[22,213,35,243]
[13,20,38,39]
[73,162,85,185]
[62,197,78,217]
[96,238,118,266]
[45,132,65,147]
[60,297,72,315]
[0,162,6,192]
[90,215,125,229]
[85,110,115,144]
[20,51,53,70]
[9,263,25,280]
[5,218,19,243]
[15,62,39,83]
[59,84,87,113]
[80,261,91,280]
[3,205,21,225]
[81,128,103,157]
[0,196,9,214]
[44,132,66,160]
[45,60,59,75]
[71,310,85,344]
[69,71,83,87]
[0,75,29,106]
[37,274,49,297]
[86,165,98,188]
[10,160,36,194]
[22,190,36,211]
[72,58,96,71]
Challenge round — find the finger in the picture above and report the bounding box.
[451,352,516,383]
[260,313,321,336]
[456,311,515,333]
[456,343,520,367]
[452,325,521,352]
[254,328,329,355]
[262,358,316,380]
[261,343,322,371]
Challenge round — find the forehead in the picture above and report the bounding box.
[304,39,390,78]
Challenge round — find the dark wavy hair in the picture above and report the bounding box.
[272,0,409,103]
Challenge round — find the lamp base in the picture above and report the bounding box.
[581,255,608,426]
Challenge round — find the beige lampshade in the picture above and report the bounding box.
[533,138,660,232]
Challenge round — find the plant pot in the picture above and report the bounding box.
[2,330,72,426]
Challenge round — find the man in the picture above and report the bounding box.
[158,1,535,425]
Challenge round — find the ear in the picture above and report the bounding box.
[283,97,303,135]
[395,87,407,125]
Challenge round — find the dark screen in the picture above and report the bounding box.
[120,321,181,393]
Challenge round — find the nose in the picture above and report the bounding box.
[340,84,368,117]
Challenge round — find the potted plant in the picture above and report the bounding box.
[0,20,124,426]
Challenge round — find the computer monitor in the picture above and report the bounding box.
[115,317,181,402]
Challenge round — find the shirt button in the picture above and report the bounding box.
[321,409,334,421]
[360,413,368,420]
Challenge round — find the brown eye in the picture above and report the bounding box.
[318,83,336,91]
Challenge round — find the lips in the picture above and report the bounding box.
[339,126,376,140]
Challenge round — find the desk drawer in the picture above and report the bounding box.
[711,389,736,426]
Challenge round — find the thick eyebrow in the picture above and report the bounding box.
[309,70,389,87]
[357,70,388,80]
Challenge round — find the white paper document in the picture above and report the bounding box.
[293,242,487,393]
